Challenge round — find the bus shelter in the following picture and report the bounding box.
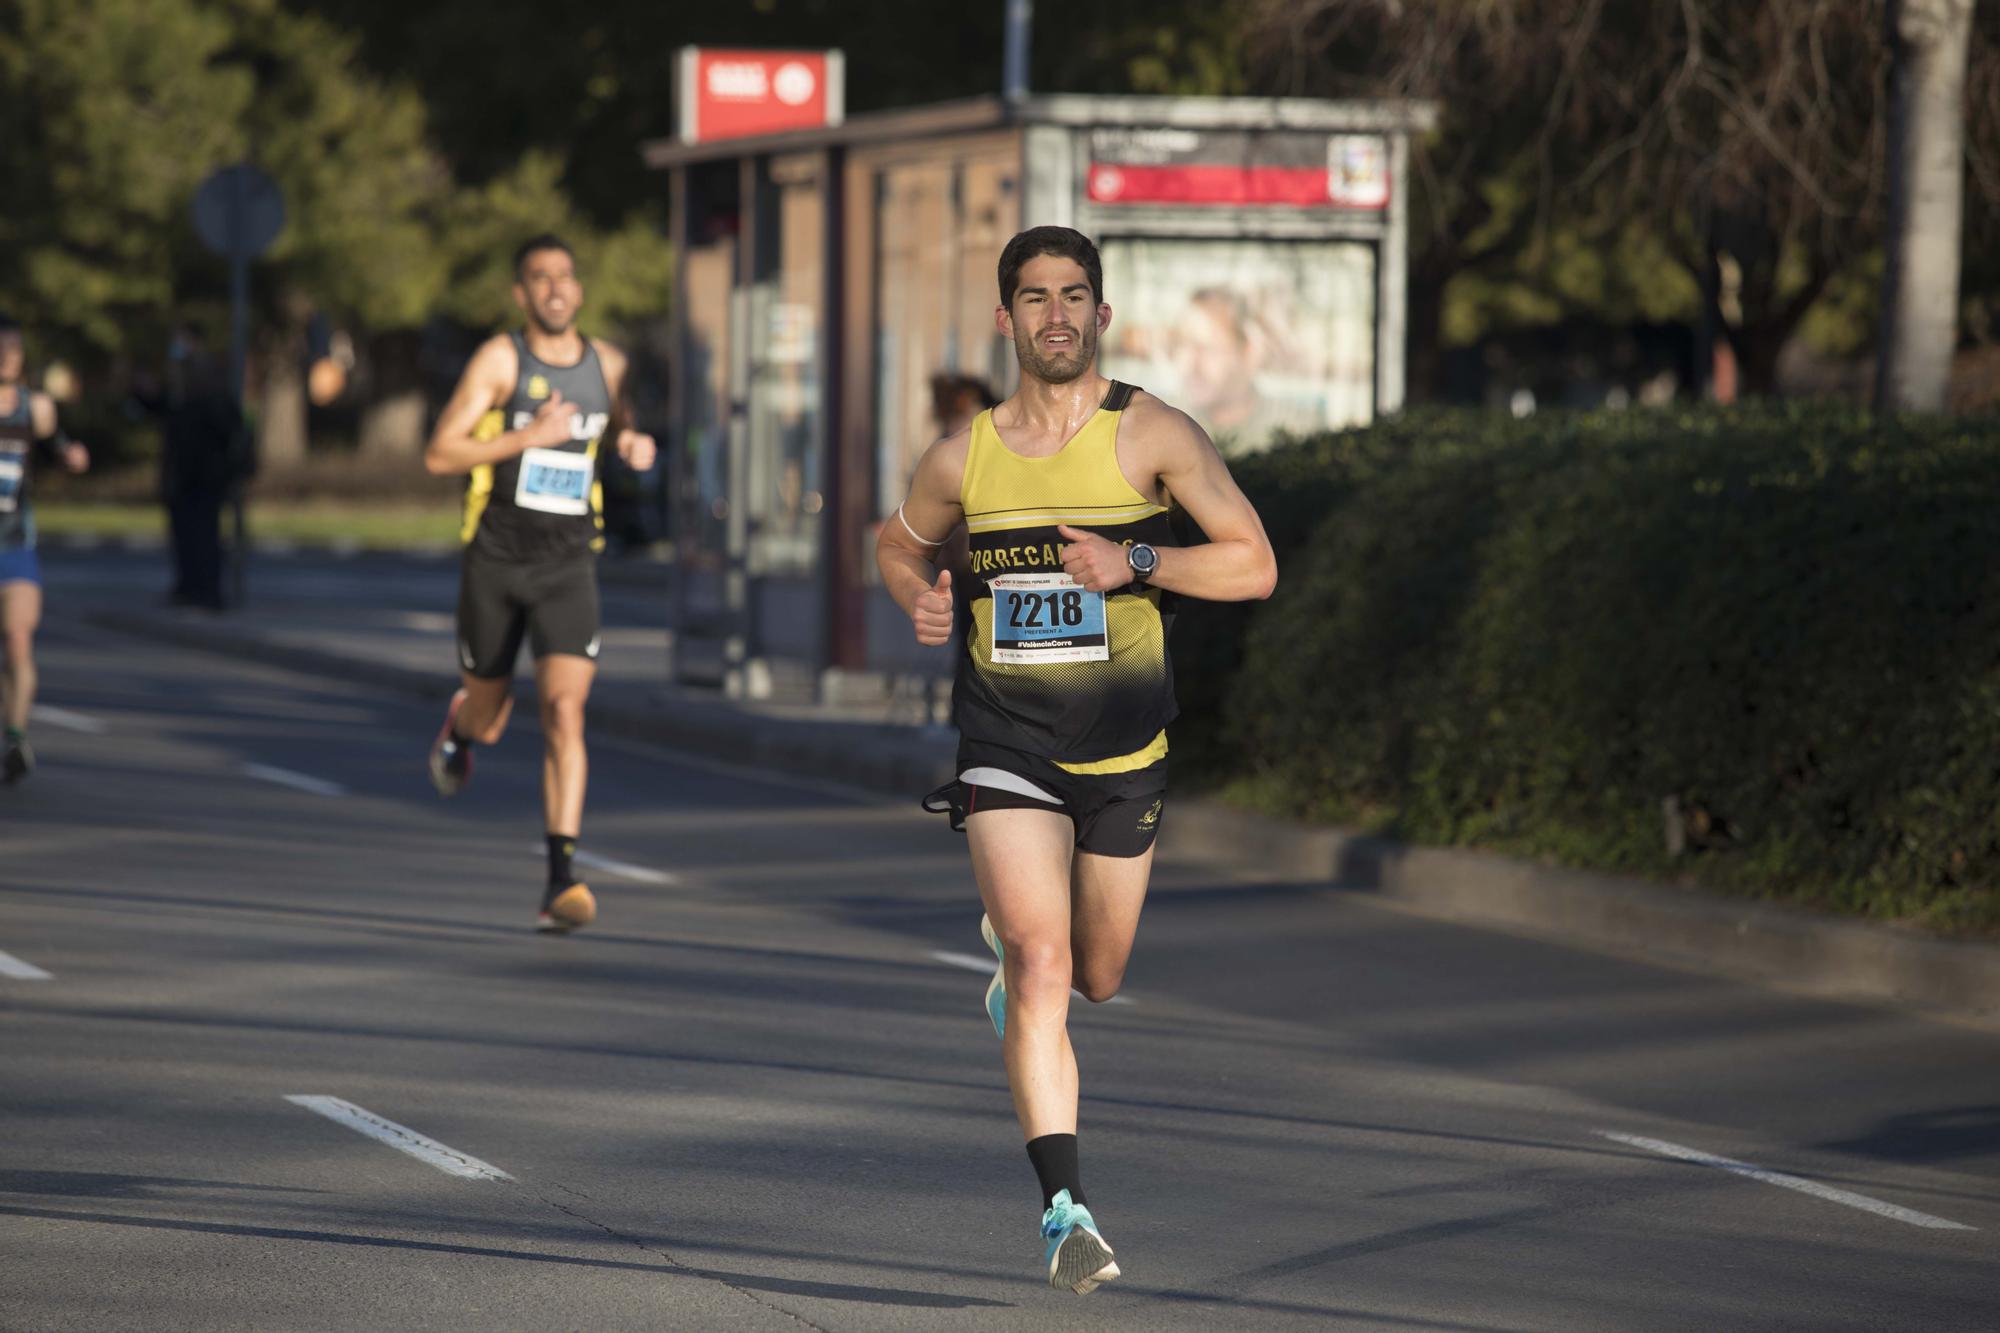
[641,92,1437,696]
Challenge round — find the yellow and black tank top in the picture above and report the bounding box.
[461,331,611,562]
[955,381,1178,768]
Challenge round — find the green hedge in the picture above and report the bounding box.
[1175,406,2000,934]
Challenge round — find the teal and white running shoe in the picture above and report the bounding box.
[1041,1189,1119,1294]
[980,912,1005,1038]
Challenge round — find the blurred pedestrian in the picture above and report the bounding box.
[927,373,998,643]
[0,313,91,783]
[136,324,242,610]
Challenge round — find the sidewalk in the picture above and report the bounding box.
[58,546,2000,1028]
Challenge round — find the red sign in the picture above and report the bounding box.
[1086,128,1389,210]
[677,48,844,145]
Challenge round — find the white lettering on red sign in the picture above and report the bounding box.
[707,62,770,100]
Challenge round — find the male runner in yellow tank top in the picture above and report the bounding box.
[878,226,1277,1293]
[422,235,655,932]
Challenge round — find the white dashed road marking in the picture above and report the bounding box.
[574,850,679,886]
[930,949,1135,1004]
[241,762,347,797]
[0,949,54,981]
[526,844,679,886]
[30,705,106,734]
[285,1096,512,1181]
[1599,1130,1974,1231]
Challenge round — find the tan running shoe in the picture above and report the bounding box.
[537,882,596,933]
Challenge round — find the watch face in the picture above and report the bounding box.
[1130,543,1158,575]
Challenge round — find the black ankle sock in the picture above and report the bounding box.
[547,834,577,889]
[1026,1134,1084,1210]
[447,725,473,748]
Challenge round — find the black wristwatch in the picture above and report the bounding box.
[1126,542,1159,583]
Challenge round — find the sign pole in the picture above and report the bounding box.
[227,248,250,609]
[192,162,284,611]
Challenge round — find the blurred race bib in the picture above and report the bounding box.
[514,447,592,516]
[0,456,21,513]
[989,573,1108,665]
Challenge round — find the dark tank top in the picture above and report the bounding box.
[460,332,613,562]
[0,388,39,552]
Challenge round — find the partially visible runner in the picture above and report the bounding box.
[0,314,90,784]
[877,227,1277,1293]
[422,235,655,931]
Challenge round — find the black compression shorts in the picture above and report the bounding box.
[455,547,600,679]
[922,736,1167,859]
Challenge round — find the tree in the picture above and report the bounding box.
[1877,0,1977,412]
[1242,1,2000,401]
[0,0,249,359]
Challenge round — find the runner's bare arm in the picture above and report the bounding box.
[1058,396,1275,601]
[876,430,969,645]
[423,336,569,476]
[595,340,656,471]
[29,392,88,472]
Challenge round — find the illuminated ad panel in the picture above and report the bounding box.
[1087,128,1389,209]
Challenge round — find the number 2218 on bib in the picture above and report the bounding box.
[987,573,1108,665]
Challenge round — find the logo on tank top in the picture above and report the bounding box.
[527,374,550,399]
[509,410,609,442]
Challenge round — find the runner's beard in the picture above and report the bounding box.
[1015,321,1096,385]
[528,303,575,336]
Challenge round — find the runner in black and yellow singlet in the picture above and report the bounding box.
[421,235,656,932]
[877,227,1278,1293]
[0,313,91,784]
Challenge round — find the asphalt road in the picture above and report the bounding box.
[4,577,1999,1331]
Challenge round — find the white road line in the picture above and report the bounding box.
[241,762,347,798]
[284,1096,512,1181]
[0,949,54,981]
[30,705,106,734]
[524,843,679,886]
[1598,1130,1975,1232]
[575,850,679,886]
[929,949,1135,1005]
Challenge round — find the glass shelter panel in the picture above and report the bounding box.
[746,153,827,577]
[1098,237,1376,452]
[871,148,1019,514]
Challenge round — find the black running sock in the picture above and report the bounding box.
[546,834,577,891]
[1026,1134,1085,1210]
[447,725,473,749]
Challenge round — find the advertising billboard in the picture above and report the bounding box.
[677,48,844,145]
[1098,237,1377,450]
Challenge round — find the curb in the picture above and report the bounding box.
[1161,802,2000,1027]
[84,606,2000,1027]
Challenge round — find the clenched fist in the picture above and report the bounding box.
[911,569,954,646]
[521,389,575,449]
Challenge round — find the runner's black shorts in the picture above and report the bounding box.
[455,547,600,679]
[923,736,1166,859]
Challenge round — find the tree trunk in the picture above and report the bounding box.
[1876,0,1974,413]
[257,330,308,473]
[357,329,427,462]
[1404,267,1448,406]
